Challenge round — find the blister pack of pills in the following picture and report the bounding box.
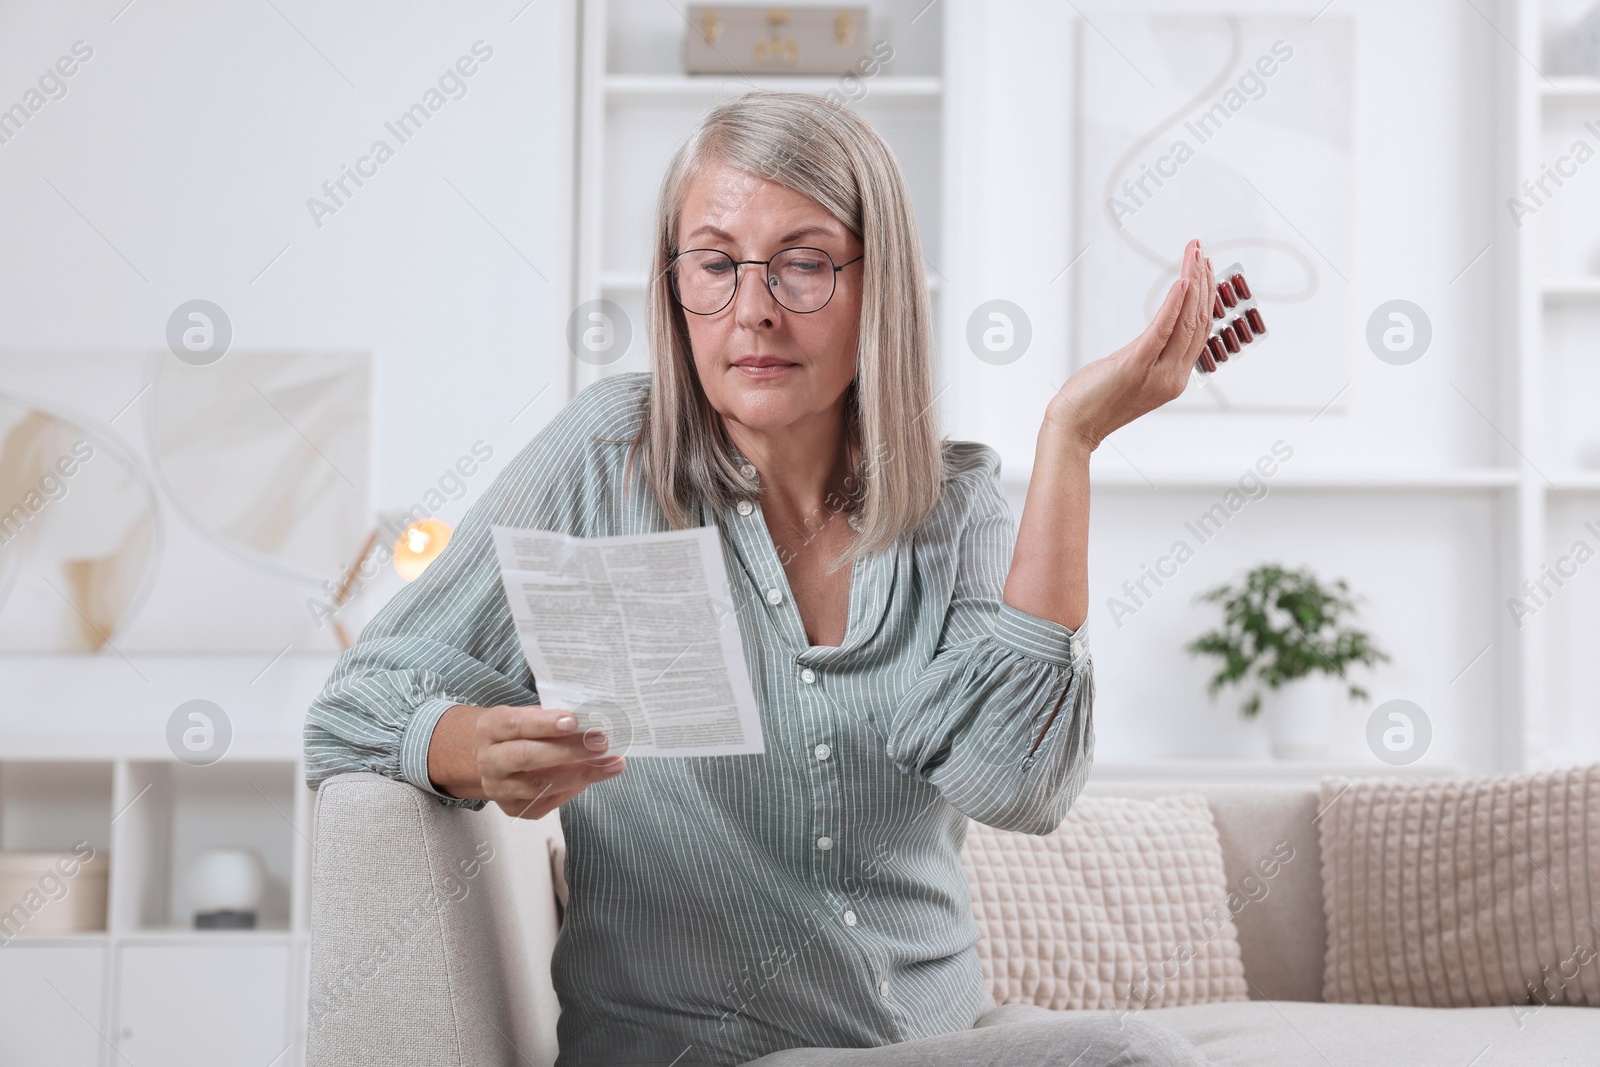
[1196,262,1266,375]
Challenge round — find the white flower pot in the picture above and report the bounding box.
[1256,675,1342,760]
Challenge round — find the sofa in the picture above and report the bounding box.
[305,773,1598,1066]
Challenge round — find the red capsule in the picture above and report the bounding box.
[1230,273,1252,300]
[1246,307,1265,335]
[1217,282,1237,308]
[1221,324,1240,353]
[1207,335,1228,364]
[1197,344,1218,373]
[1212,294,1225,319]
[1234,315,1253,343]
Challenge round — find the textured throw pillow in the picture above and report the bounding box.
[1319,763,1600,1008]
[961,793,1250,1011]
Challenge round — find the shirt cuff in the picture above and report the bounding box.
[993,602,1087,669]
[400,697,466,799]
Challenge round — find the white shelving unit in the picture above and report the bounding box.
[0,654,334,1067]
[1509,0,1600,770]
[571,0,959,405]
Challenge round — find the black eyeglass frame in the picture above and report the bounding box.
[667,246,865,316]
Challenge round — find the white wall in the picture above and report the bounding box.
[0,0,575,542]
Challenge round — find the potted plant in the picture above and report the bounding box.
[1185,563,1389,760]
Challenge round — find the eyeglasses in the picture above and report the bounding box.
[668,246,864,316]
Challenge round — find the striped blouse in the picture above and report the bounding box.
[304,372,1096,1067]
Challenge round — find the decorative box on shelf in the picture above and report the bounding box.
[685,5,871,75]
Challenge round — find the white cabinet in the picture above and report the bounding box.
[0,944,106,1067]
[1517,3,1600,766]
[114,943,291,1066]
[0,659,324,1067]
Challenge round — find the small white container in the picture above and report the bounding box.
[0,849,109,936]
[184,847,265,928]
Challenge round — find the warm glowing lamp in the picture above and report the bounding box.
[393,517,452,582]
[323,516,457,651]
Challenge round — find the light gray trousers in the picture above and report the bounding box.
[741,1004,1209,1066]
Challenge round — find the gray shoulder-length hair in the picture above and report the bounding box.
[629,91,941,572]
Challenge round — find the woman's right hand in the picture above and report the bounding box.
[1044,238,1215,451]
[427,703,627,819]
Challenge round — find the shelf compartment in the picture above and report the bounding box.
[114,761,299,934]
[1536,496,1600,765]
[1079,489,1503,769]
[1533,96,1600,278]
[0,761,114,939]
[0,761,113,854]
[604,0,945,79]
[1539,300,1600,473]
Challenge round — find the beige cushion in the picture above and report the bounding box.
[1319,763,1600,1008]
[1081,783,1328,1002]
[962,793,1250,1011]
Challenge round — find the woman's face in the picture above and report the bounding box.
[674,161,863,438]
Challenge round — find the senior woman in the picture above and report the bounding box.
[306,92,1218,1067]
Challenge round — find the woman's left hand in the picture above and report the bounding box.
[1045,238,1214,451]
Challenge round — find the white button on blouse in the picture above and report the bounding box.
[736,500,754,516]
[843,910,857,926]
[740,463,758,479]
[813,743,831,760]
[765,588,783,605]
[816,836,833,850]
[800,668,816,684]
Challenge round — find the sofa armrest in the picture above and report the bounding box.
[306,773,563,1067]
